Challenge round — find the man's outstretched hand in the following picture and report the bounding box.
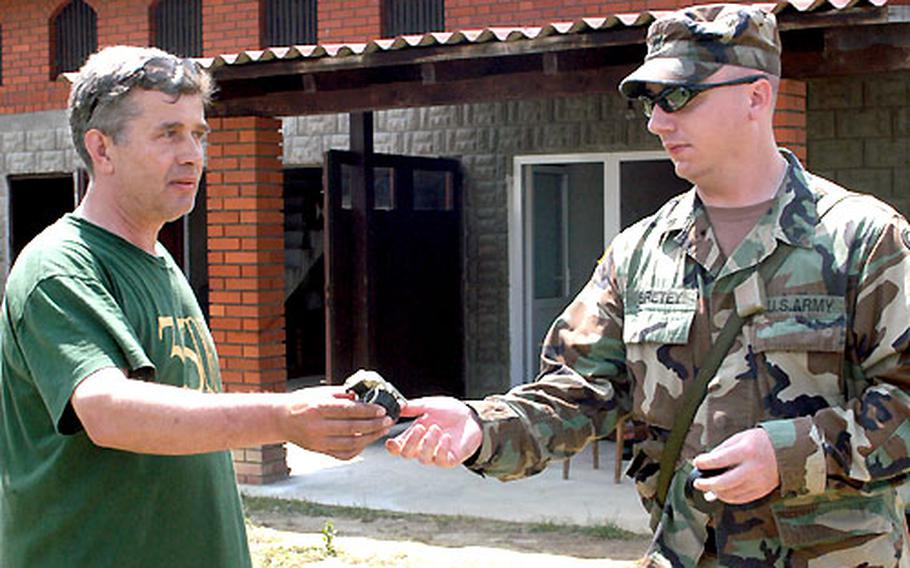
[285,386,393,461]
[385,396,482,468]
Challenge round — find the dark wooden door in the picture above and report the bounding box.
[324,150,463,398]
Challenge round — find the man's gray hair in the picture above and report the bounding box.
[68,45,215,174]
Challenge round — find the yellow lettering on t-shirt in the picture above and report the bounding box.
[158,316,217,392]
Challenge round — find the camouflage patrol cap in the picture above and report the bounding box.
[619,4,781,98]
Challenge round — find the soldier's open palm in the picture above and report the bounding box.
[385,397,483,468]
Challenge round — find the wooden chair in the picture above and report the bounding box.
[562,412,633,483]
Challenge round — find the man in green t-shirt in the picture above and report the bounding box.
[0,46,392,567]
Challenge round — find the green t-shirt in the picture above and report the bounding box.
[0,214,251,567]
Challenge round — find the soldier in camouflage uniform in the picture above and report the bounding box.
[387,4,910,566]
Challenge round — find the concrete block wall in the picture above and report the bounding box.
[807,72,910,218]
[0,110,79,285]
[285,83,814,396]
[283,94,664,396]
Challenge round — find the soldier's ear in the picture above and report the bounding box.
[747,78,775,120]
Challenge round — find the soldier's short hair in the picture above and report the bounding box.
[68,45,215,174]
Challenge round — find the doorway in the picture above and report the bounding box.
[510,153,690,386]
[8,174,78,264]
[284,167,326,383]
[525,163,605,381]
[324,150,463,397]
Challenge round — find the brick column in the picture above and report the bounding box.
[206,116,289,484]
[774,79,807,163]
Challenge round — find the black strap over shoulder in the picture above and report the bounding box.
[654,242,793,507]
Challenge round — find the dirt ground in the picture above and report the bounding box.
[245,496,651,567]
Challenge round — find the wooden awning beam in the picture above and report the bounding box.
[211,27,647,83]
[211,65,635,117]
[207,6,905,118]
[782,22,910,77]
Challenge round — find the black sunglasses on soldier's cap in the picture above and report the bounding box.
[637,74,768,118]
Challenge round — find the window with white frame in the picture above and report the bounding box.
[508,153,691,386]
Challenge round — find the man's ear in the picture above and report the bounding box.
[748,79,775,119]
[83,129,115,175]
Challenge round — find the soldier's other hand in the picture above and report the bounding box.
[691,427,780,504]
[385,397,482,468]
[285,386,393,461]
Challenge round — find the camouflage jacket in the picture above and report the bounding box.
[467,150,910,567]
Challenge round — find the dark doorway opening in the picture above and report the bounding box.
[325,151,463,398]
[620,159,691,229]
[8,174,77,264]
[284,167,326,383]
[159,176,209,319]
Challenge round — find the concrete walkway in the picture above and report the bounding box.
[240,426,652,535]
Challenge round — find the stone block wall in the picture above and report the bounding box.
[283,83,820,397]
[283,93,662,396]
[0,110,79,284]
[807,71,910,217]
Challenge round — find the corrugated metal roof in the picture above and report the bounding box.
[198,0,890,71]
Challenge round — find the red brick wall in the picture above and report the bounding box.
[202,0,261,55]
[0,0,152,114]
[0,0,265,115]
[445,0,682,29]
[206,116,286,394]
[774,79,807,163]
[444,0,910,31]
[99,0,150,45]
[319,0,381,44]
[231,445,288,484]
[206,115,289,484]
[1,0,80,113]
[0,0,884,116]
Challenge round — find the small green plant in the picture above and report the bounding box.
[321,519,337,557]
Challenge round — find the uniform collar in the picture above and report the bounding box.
[660,149,818,275]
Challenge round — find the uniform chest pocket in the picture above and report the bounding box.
[623,288,697,345]
[748,295,847,353]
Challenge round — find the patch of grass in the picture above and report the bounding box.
[243,495,641,541]
[255,543,326,567]
[243,495,410,523]
[579,523,638,540]
[526,519,637,540]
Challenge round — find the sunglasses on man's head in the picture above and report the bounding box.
[637,74,768,118]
